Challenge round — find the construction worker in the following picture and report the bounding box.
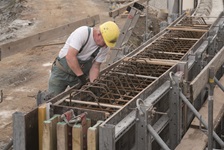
[48,21,120,96]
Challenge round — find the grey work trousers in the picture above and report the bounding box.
[48,56,92,96]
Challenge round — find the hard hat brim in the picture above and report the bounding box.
[100,21,119,48]
[105,40,116,48]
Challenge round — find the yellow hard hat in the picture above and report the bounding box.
[100,21,120,48]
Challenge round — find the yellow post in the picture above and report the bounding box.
[38,103,46,150]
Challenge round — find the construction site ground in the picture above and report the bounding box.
[0,0,164,148]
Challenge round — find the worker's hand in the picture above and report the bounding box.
[77,74,88,88]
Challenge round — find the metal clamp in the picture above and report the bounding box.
[136,98,167,118]
[169,72,176,85]
[61,110,88,127]
[199,115,207,133]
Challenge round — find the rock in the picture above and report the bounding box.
[9,19,33,30]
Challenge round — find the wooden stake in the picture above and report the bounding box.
[72,124,83,150]
[38,103,46,150]
[42,115,60,150]
[87,121,103,150]
[57,122,68,150]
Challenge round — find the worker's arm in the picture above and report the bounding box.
[89,60,101,82]
[66,46,83,76]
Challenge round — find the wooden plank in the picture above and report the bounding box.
[87,121,103,150]
[13,112,26,150]
[0,15,100,60]
[57,122,68,150]
[64,99,123,109]
[38,104,46,150]
[99,124,115,150]
[175,128,208,150]
[42,115,60,150]
[175,76,224,150]
[168,27,208,32]
[171,37,199,41]
[72,124,83,150]
[109,0,146,18]
[70,116,91,150]
[25,108,39,150]
[123,57,180,66]
[13,109,39,150]
[190,46,224,100]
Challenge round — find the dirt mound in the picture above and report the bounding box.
[0,0,29,42]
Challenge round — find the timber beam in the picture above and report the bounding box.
[0,15,100,60]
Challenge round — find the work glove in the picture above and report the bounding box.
[77,74,88,88]
[89,87,101,97]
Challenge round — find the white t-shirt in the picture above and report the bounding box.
[59,26,109,63]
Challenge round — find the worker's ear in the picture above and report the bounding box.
[98,30,102,36]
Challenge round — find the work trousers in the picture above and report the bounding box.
[48,56,93,96]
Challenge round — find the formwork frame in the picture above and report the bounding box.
[12,11,224,150]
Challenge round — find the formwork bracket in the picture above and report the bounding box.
[168,72,182,149]
[135,98,170,150]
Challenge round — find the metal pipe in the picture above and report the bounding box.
[144,0,149,42]
[179,0,182,16]
[180,92,224,148]
[147,124,170,150]
[214,77,224,92]
[114,72,158,80]
[208,67,215,150]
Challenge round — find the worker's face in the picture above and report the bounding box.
[96,31,107,47]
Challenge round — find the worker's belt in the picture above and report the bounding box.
[55,58,72,75]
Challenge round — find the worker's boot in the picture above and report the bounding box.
[36,90,54,106]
